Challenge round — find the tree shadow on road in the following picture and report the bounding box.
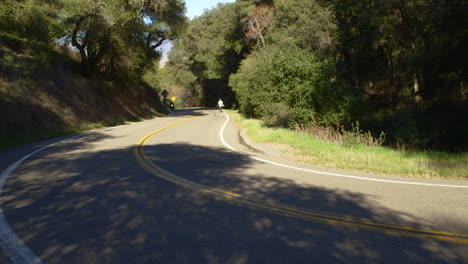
[1,138,467,264]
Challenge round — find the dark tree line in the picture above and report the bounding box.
[161,0,467,151]
[330,0,467,103]
[6,0,462,150]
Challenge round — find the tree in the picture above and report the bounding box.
[157,41,200,106]
[164,1,254,106]
[230,45,355,127]
[61,0,186,77]
[244,4,272,47]
[268,0,336,53]
[326,0,468,103]
[0,0,61,49]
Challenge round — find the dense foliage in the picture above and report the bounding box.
[2,0,466,151]
[329,0,468,102]
[230,0,348,127]
[162,0,467,151]
[160,1,253,107]
[0,0,186,79]
[230,45,355,128]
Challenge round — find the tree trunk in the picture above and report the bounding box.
[414,73,423,103]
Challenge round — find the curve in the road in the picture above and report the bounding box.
[0,126,129,264]
[0,133,90,264]
[134,113,468,245]
[1,111,467,264]
[220,113,468,189]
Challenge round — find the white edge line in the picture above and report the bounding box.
[0,133,89,264]
[219,112,237,152]
[220,112,468,189]
[0,117,160,263]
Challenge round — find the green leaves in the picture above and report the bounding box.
[331,0,468,101]
[268,0,336,53]
[230,44,351,127]
[0,0,187,80]
[175,1,252,80]
[0,0,58,45]
[157,0,466,150]
[58,0,186,78]
[227,0,354,128]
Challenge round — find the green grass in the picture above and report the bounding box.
[228,110,468,180]
[0,120,132,151]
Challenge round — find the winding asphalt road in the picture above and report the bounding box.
[0,108,467,263]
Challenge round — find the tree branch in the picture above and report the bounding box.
[149,34,166,50]
[71,16,88,61]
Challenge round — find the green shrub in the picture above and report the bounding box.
[0,33,27,50]
[230,44,356,128]
[261,102,291,127]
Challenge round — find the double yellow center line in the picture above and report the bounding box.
[134,114,468,244]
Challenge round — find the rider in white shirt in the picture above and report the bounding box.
[217,99,224,111]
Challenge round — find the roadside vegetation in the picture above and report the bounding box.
[160,0,467,154]
[0,0,186,149]
[1,0,466,170]
[229,111,467,180]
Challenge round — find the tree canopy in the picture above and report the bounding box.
[160,1,253,107]
[0,0,187,79]
[2,0,466,150]
[161,0,467,151]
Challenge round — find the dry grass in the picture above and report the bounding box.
[0,47,163,149]
[296,121,386,147]
[229,110,468,179]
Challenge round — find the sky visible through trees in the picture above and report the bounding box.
[158,0,468,152]
[0,0,466,152]
[160,0,237,64]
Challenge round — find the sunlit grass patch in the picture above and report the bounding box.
[228,110,467,179]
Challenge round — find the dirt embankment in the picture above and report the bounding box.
[0,48,164,143]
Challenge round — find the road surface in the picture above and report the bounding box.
[1,108,467,263]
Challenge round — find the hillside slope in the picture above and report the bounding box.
[0,47,164,149]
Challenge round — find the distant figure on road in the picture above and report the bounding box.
[169,101,175,111]
[217,98,224,112]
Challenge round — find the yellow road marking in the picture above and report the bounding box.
[134,112,468,244]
